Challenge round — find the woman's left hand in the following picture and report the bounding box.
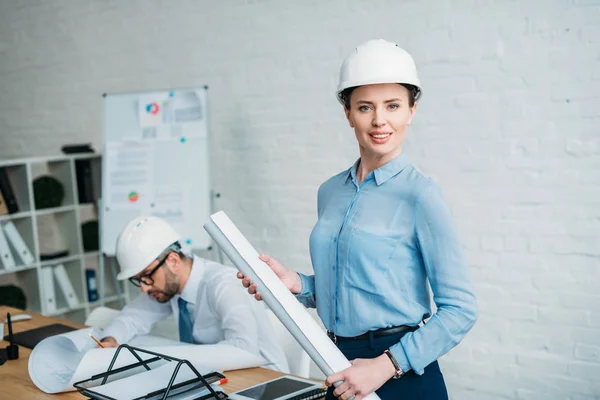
[325,354,397,400]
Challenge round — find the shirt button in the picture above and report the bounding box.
[332,265,335,270]
[333,238,337,243]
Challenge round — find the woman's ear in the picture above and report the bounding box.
[407,102,418,125]
[344,106,354,128]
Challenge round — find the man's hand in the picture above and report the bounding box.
[237,254,303,301]
[99,336,119,348]
[325,354,397,400]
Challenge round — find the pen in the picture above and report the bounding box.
[89,333,105,348]
[7,313,14,345]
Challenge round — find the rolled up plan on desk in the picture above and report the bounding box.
[204,211,382,400]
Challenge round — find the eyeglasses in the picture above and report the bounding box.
[128,254,169,287]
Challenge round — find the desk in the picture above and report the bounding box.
[0,306,287,399]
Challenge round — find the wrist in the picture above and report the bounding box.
[378,353,397,380]
[290,272,303,294]
[383,349,403,379]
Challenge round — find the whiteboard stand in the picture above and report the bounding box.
[208,190,225,265]
[107,256,124,308]
[98,197,106,308]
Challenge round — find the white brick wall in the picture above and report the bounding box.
[1,0,599,398]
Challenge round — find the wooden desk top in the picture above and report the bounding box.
[0,306,286,399]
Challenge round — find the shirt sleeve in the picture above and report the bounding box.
[100,293,172,344]
[294,182,322,309]
[295,273,316,308]
[208,272,262,355]
[390,181,478,375]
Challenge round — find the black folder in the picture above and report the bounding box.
[3,323,76,349]
[0,167,19,214]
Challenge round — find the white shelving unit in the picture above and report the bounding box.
[0,154,125,323]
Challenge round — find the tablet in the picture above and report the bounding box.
[228,376,322,400]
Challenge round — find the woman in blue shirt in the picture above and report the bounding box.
[240,39,477,400]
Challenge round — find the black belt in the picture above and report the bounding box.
[327,325,418,344]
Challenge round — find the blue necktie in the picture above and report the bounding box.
[178,297,194,344]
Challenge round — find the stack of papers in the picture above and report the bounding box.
[28,327,266,395]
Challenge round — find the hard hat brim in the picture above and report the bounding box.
[336,79,423,105]
[117,268,139,281]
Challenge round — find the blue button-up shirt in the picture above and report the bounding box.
[296,153,477,375]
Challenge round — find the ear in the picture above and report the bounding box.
[344,106,354,128]
[407,102,418,125]
[166,252,181,272]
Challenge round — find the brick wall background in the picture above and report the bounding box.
[1,1,599,398]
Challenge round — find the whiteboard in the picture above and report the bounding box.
[101,87,211,255]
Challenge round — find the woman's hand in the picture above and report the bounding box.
[325,354,397,400]
[237,254,303,301]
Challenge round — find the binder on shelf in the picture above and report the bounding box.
[41,267,57,314]
[3,221,35,265]
[0,190,8,215]
[75,159,94,204]
[53,264,80,309]
[85,269,99,302]
[0,226,16,270]
[0,167,19,214]
[73,344,228,400]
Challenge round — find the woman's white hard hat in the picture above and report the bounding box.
[336,39,422,104]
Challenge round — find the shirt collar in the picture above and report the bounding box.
[178,255,204,305]
[345,153,411,186]
[346,158,361,183]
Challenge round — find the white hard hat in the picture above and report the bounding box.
[336,39,422,104]
[115,216,181,280]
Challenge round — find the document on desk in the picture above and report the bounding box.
[204,211,382,400]
[28,327,266,394]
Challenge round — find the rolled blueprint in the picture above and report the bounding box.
[204,211,381,400]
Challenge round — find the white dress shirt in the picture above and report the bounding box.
[101,255,289,372]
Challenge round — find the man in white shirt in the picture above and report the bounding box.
[99,216,288,372]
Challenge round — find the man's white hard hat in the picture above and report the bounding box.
[115,216,181,280]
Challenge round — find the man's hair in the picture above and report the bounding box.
[158,241,187,261]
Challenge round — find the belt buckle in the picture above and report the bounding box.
[327,331,337,344]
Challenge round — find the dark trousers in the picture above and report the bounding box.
[325,330,448,400]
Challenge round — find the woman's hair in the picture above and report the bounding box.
[340,83,420,109]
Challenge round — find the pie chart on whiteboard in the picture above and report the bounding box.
[145,102,160,115]
[128,191,139,203]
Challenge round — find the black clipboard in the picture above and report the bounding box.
[3,323,76,349]
[73,344,228,400]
